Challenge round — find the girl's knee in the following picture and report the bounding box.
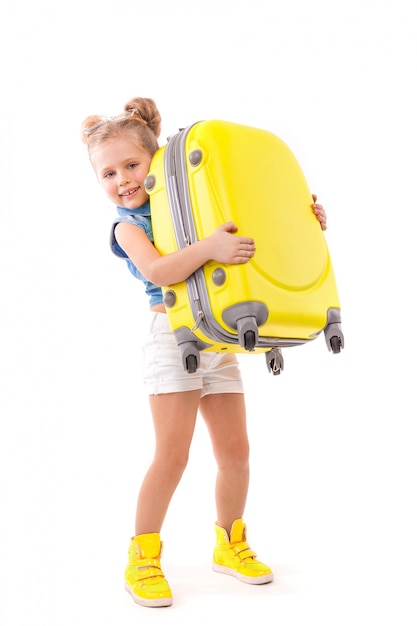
[156,448,190,476]
[217,446,250,472]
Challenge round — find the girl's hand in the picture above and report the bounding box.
[208,222,256,264]
[311,194,327,231]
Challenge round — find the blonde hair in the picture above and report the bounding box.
[81,97,162,157]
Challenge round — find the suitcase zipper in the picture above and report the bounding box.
[164,127,204,324]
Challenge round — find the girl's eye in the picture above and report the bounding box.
[104,171,114,179]
[128,163,138,170]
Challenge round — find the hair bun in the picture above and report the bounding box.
[124,97,161,139]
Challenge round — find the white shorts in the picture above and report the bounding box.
[143,312,244,396]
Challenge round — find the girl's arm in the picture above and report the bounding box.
[114,221,256,287]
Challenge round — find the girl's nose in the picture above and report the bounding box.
[118,172,130,186]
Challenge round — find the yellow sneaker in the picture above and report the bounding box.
[212,518,273,584]
[124,533,173,607]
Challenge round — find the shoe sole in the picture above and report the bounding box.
[125,583,173,607]
[212,564,274,585]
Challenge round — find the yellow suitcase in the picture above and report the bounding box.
[144,120,343,375]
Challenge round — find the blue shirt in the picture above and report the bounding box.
[110,201,163,307]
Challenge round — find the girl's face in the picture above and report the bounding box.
[91,136,152,209]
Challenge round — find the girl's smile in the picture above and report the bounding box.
[120,186,140,199]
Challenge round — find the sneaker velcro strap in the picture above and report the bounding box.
[233,543,257,561]
[137,558,161,568]
[136,559,165,580]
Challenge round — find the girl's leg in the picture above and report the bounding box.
[198,392,249,535]
[134,389,202,535]
[200,392,273,585]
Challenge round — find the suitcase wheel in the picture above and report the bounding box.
[265,348,284,375]
[236,316,259,352]
[244,330,256,352]
[186,354,198,374]
[324,312,344,354]
[330,335,342,354]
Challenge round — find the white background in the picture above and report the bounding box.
[1,0,416,624]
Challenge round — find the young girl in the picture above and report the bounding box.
[81,97,328,608]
